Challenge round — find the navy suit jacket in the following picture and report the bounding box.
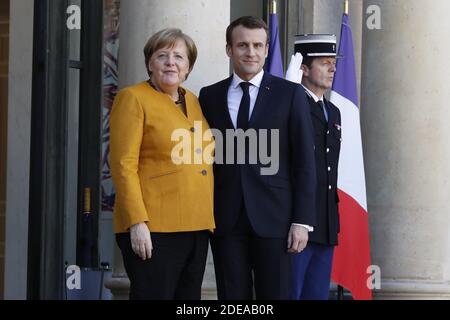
[199,72,317,237]
[306,94,341,245]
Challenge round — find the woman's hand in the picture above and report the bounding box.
[130,222,153,260]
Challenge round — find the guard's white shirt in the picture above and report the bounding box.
[302,85,328,121]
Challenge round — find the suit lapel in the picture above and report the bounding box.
[148,83,194,127]
[183,91,195,124]
[324,98,337,129]
[248,73,272,127]
[167,92,195,127]
[217,76,235,130]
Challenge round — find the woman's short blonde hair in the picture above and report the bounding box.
[143,28,198,78]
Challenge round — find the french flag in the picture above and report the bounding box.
[265,12,284,78]
[330,13,372,300]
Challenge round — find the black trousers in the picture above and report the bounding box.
[210,205,292,300]
[116,230,209,300]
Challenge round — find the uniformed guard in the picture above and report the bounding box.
[290,34,342,300]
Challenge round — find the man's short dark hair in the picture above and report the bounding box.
[302,56,336,69]
[302,57,314,69]
[226,16,269,46]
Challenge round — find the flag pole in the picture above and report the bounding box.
[83,187,91,214]
[269,0,277,15]
[265,0,284,77]
[337,0,349,301]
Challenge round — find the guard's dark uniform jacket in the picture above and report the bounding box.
[306,92,341,246]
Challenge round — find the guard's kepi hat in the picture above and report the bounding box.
[294,34,342,58]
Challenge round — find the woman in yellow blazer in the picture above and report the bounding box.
[110,28,215,300]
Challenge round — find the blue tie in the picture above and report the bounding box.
[318,100,329,122]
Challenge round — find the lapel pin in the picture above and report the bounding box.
[334,123,341,131]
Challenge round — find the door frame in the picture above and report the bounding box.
[27,0,103,299]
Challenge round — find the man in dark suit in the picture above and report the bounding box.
[289,34,342,300]
[199,16,316,300]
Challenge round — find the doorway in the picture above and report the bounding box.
[27,0,104,299]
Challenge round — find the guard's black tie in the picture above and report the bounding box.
[318,100,329,122]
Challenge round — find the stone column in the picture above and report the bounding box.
[361,0,450,299]
[105,0,230,300]
[4,0,34,300]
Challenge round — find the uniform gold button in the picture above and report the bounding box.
[326,148,330,153]
[328,166,331,171]
[329,185,332,190]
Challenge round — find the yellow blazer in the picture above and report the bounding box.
[110,81,215,233]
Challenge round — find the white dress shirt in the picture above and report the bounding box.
[227,70,264,129]
[302,85,328,121]
[227,70,313,232]
[302,85,323,103]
